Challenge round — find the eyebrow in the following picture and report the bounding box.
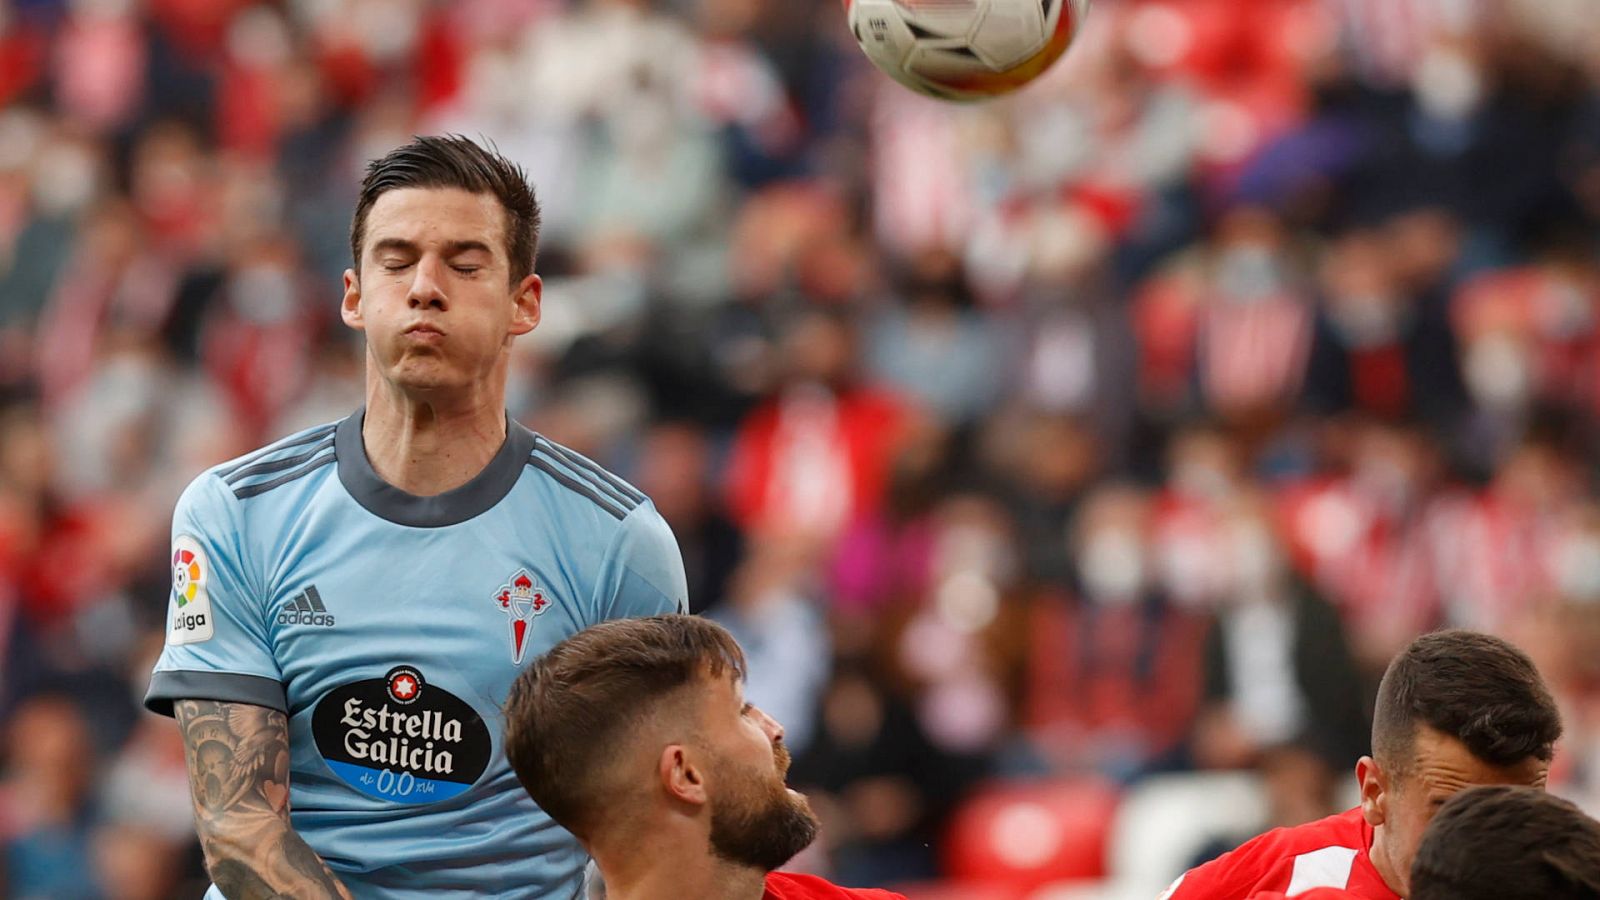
[369,238,497,258]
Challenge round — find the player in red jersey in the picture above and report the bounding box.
[502,615,904,900]
[1409,785,1600,899]
[1248,883,1363,890]
[1162,630,1563,899]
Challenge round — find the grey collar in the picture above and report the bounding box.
[335,408,534,528]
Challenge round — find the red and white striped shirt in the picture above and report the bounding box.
[1161,808,1401,900]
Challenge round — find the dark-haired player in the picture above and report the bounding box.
[1162,629,1563,899]
[146,136,687,898]
[504,615,905,900]
[1410,785,1600,899]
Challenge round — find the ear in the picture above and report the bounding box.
[509,273,541,337]
[1357,756,1388,827]
[659,744,709,808]
[342,269,364,331]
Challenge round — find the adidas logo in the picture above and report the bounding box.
[279,586,335,627]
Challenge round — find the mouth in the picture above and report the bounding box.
[403,323,446,341]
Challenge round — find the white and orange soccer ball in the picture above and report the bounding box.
[845,0,1091,101]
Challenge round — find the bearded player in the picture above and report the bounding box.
[503,615,905,900]
[1162,629,1563,899]
[147,136,688,898]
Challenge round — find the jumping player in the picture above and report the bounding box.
[503,615,906,900]
[146,136,688,898]
[1162,629,1563,899]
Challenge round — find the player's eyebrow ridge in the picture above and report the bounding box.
[369,237,496,257]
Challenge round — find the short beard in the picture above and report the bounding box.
[707,746,821,873]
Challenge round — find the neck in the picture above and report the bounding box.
[1367,823,1404,895]
[593,837,768,900]
[361,373,509,496]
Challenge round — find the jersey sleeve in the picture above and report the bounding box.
[144,472,285,716]
[589,500,689,622]
[1161,835,1286,900]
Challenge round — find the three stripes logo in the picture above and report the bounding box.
[279,586,335,627]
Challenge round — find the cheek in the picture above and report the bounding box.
[1395,803,1431,856]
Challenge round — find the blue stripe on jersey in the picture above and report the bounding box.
[216,424,337,480]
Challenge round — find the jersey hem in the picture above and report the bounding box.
[144,669,288,716]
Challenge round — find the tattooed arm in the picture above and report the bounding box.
[175,699,354,900]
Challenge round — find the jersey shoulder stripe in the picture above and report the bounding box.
[526,454,630,520]
[530,442,640,515]
[1287,846,1358,894]
[534,436,647,505]
[232,448,337,500]
[224,433,336,485]
[214,423,337,480]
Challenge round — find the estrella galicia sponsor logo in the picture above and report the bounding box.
[278,586,335,627]
[312,666,492,804]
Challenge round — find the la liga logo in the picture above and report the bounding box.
[168,535,214,645]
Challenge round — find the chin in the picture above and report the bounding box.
[387,364,468,394]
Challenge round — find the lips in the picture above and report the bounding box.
[403,323,446,338]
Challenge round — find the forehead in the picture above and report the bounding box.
[1409,726,1548,795]
[362,187,506,254]
[701,666,742,700]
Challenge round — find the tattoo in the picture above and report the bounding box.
[176,700,353,900]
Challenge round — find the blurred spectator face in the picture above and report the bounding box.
[92,825,182,900]
[1350,422,1427,513]
[1382,209,1460,292]
[1495,440,1574,510]
[1072,486,1150,602]
[6,696,94,819]
[1220,502,1288,603]
[1167,425,1239,501]
[636,422,711,526]
[1321,231,1406,348]
[1210,207,1294,302]
[1018,415,1098,500]
[129,121,208,234]
[1461,329,1535,412]
[342,188,540,395]
[0,402,52,498]
[780,311,855,387]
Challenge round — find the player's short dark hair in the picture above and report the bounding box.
[1410,785,1600,899]
[502,615,747,840]
[1372,630,1561,773]
[350,134,541,285]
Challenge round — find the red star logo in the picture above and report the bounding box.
[391,675,417,700]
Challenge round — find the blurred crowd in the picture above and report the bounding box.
[2,0,1600,896]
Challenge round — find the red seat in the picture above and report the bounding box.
[943,778,1121,890]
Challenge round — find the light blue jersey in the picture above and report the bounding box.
[146,411,687,899]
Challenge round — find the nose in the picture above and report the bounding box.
[751,705,785,745]
[408,256,449,311]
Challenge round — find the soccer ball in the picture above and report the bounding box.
[845,0,1091,101]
